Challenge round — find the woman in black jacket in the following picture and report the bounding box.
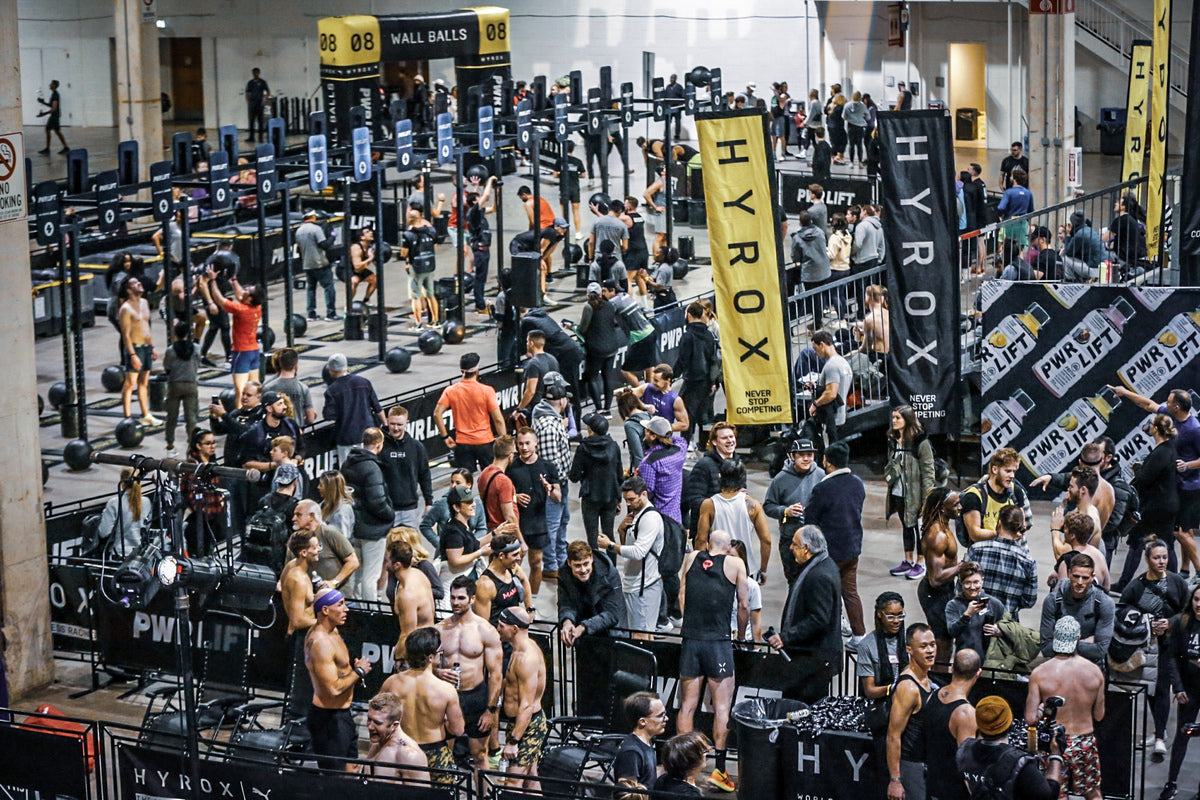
[1160,583,1200,800]
[1119,414,1180,588]
[569,413,624,549]
[577,288,626,414]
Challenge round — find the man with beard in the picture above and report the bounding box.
[362,692,429,782]
[380,628,465,782]
[958,448,1033,545]
[435,577,504,771]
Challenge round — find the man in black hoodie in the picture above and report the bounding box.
[675,302,718,449]
[682,421,739,538]
[340,427,395,602]
[558,541,626,645]
[381,406,433,530]
[570,413,624,550]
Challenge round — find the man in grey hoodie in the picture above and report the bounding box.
[764,439,826,584]
[850,204,884,275]
[791,211,832,327]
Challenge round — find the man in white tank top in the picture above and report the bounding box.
[694,459,773,585]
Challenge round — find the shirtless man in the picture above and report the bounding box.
[475,534,534,625]
[920,491,962,673]
[349,227,378,304]
[280,532,320,720]
[497,607,548,789]
[117,276,160,424]
[380,628,465,783]
[1048,469,1103,552]
[306,587,373,771]
[363,692,428,783]
[1030,444,1115,534]
[436,576,504,770]
[1049,511,1110,591]
[1026,616,1106,800]
[389,539,435,664]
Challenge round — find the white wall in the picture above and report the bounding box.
[16,0,114,127]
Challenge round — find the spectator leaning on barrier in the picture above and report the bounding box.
[557,541,627,645]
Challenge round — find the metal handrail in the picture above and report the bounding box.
[1075,0,1188,99]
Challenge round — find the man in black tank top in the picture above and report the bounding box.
[475,534,533,626]
[923,649,981,800]
[623,197,650,275]
[676,530,749,792]
[887,623,938,800]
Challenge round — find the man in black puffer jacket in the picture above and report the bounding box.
[339,427,394,603]
[570,413,624,550]
[681,421,739,538]
[558,542,626,645]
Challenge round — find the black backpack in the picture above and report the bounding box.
[242,503,290,575]
[965,746,1033,800]
[633,508,685,595]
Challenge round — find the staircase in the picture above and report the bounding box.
[1074,0,1188,110]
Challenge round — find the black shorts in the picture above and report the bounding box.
[525,531,550,551]
[625,249,649,273]
[46,115,61,132]
[459,681,491,740]
[623,336,658,372]
[1177,488,1200,530]
[917,577,955,641]
[680,638,734,680]
[566,185,581,204]
[354,268,374,280]
[122,343,154,372]
[308,705,358,769]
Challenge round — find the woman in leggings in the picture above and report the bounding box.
[1160,583,1200,799]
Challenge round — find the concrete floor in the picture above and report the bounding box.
[22,125,1200,797]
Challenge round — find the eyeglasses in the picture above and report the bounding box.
[882,613,906,621]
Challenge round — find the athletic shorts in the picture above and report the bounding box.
[771,116,788,136]
[354,268,374,280]
[917,576,955,641]
[622,336,658,372]
[1057,733,1101,798]
[46,115,61,132]
[566,185,581,204]
[419,740,457,783]
[411,270,436,297]
[459,681,491,740]
[624,582,662,633]
[680,638,735,680]
[230,349,260,375]
[1177,488,1200,530]
[524,531,550,552]
[307,705,358,770]
[506,710,548,768]
[122,343,154,372]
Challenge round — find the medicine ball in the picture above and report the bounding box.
[218,387,237,412]
[566,243,584,264]
[466,163,490,182]
[688,66,713,88]
[378,242,393,264]
[286,313,308,338]
[63,438,92,471]
[101,365,126,393]
[38,394,44,416]
[442,320,466,344]
[417,329,444,355]
[48,381,68,409]
[257,325,276,351]
[588,192,611,212]
[115,417,145,448]
[385,347,412,373]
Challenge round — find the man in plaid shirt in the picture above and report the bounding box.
[532,374,573,580]
[966,504,1038,620]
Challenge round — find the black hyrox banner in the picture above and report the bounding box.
[879,110,961,433]
[980,282,1200,486]
[1179,7,1200,283]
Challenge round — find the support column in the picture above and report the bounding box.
[114,0,163,185]
[0,0,55,697]
[1028,6,1076,206]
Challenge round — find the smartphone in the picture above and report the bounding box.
[212,395,221,406]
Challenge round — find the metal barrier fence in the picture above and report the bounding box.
[784,265,891,436]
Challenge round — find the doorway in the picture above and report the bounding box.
[166,38,204,122]
[20,48,69,127]
[949,42,987,145]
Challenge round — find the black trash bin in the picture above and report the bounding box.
[731,697,808,800]
[1098,107,1126,156]
[148,373,168,413]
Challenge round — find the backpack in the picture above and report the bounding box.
[633,508,685,594]
[242,503,290,575]
[964,745,1033,800]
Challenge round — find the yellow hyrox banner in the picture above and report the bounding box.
[1147,0,1172,259]
[697,110,793,425]
[1122,40,1152,184]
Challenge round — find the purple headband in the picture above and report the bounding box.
[313,588,345,615]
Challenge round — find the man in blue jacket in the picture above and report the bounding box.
[803,441,867,650]
[323,353,385,467]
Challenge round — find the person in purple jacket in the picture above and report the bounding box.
[637,416,688,630]
[322,353,385,467]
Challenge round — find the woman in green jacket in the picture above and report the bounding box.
[885,405,935,579]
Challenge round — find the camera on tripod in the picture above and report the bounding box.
[1036,695,1067,755]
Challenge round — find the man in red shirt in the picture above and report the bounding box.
[434,352,506,472]
[518,185,556,231]
[477,435,520,533]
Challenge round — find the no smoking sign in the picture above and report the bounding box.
[0,133,27,223]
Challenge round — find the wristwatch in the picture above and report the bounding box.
[353,666,366,678]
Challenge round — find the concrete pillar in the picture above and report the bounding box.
[0,0,55,697]
[1028,7,1076,207]
[114,0,163,185]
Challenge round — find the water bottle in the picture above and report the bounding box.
[452,662,462,690]
[497,757,509,775]
[785,709,811,724]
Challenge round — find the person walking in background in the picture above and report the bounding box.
[36,79,70,155]
[570,413,624,551]
[323,353,385,467]
[245,68,270,142]
[162,320,200,452]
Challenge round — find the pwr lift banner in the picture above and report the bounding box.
[980,282,1200,485]
[879,110,961,434]
[696,110,793,425]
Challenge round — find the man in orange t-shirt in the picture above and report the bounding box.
[518,185,556,231]
[434,352,506,472]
